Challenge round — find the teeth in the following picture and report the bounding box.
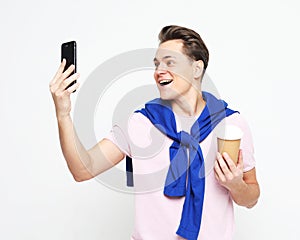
[159,79,172,84]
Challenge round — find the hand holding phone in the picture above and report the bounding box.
[61,41,77,92]
[49,41,79,120]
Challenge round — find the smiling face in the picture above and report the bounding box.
[153,40,201,101]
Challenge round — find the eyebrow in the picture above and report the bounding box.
[153,56,176,62]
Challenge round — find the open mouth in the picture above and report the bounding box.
[159,79,173,86]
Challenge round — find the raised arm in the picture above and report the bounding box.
[49,60,125,182]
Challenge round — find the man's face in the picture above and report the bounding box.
[153,39,196,101]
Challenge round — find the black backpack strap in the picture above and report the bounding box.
[126,155,134,187]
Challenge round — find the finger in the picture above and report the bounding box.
[214,159,226,183]
[217,152,230,174]
[222,152,237,172]
[214,169,220,181]
[53,73,79,96]
[237,149,244,170]
[50,59,66,86]
[61,64,76,80]
[51,64,76,89]
[60,73,80,90]
[66,81,80,93]
[217,152,235,181]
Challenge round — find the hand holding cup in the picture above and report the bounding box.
[217,125,243,165]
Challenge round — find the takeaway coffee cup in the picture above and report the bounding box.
[216,125,243,165]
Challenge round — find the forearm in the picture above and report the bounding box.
[57,115,94,181]
[229,180,260,208]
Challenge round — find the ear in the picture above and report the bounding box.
[193,60,204,79]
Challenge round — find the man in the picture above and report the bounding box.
[50,25,260,240]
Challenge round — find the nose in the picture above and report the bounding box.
[156,68,168,74]
[154,68,168,80]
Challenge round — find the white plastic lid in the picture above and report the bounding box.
[216,124,243,140]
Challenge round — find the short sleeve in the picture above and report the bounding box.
[104,112,161,159]
[105,124,132,157]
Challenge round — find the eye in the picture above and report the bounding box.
[167,60,175,66]
[154,61,159,69]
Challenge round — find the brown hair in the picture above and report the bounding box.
[158,25,209,70]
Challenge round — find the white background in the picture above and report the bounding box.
[1,0,299,239]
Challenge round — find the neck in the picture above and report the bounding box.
[171,91,206,117]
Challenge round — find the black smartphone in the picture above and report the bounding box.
[61,41,77,91]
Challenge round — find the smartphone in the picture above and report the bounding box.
[61,41,77,91]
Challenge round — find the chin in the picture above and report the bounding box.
[159,93,176,101]
[158,87,179,101]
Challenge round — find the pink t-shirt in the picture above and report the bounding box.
[106,112,255,240]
